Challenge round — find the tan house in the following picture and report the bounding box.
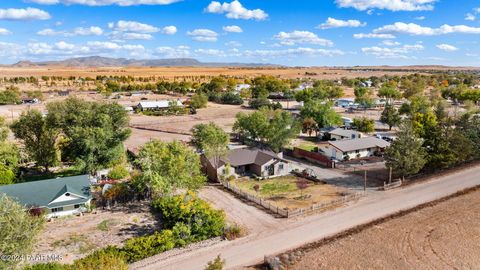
[318,137,390,161]
[323,128,364,141]
[202,148,291,181]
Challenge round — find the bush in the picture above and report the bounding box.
[72,247,128,270]
[224,224,244,240]
[204,255,226,270]
[220,92,243,105]
[249,98,271,109]
[107,165,129,180]
[152,191,226,241]
[190,93,209,109]
[172,222,192,247]
[23,263,66,270]
[122,230,175,262]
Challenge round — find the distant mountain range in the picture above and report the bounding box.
[10,56,278,68]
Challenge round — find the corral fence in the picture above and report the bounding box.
[222,181,363,218]
[130,124,193,136]
[382,179,403,191]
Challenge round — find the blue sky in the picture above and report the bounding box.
[0,0,479,66]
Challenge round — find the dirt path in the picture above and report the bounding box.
[132,165,480,270]
[292,188,480,270]
[198,186,284,234]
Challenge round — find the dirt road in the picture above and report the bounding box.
[292,188,480,270]
[132,165,480,270]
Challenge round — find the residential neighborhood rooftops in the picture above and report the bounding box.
[0,175,91,208]
[328,137,390,152]
[216,148,285,168]
[327,128,363,139]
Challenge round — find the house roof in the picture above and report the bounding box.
[0,175,91,209]
[327,128,363,138]
[329,137,390,152]
[216,148,285,168]
[137,100,183,109]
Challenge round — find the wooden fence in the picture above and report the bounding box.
[291,148,334,168]
[222,181,363,218]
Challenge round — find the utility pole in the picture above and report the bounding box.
[364,170,367,192]
[389,167,392,184]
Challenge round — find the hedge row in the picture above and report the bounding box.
[25,192,226,270]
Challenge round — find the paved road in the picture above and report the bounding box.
[133,165,480,270]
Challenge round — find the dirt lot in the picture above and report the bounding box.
[34,204,158,264]
[231,176,349,210]
[125,103,252,151]
[0,66,436,81]
[290,188,480,270]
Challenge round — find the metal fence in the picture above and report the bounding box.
[222,181,363,218]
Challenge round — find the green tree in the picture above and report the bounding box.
[300,100,342,129]
[46,98,131,173]
[190,93,208,109]
[352,117,375,133]
[378,83,402,105]
[380,105,401,130]
[0,116,9,142]
[354,86,374,109]
[233,108,300,152]
[191,123,229,169]
[136,140,206,198]
[0,195,45,270]
[302,117,318,137]
[11,110,59,172]
[384,121,427,181]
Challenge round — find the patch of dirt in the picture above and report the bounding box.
[34,203,159,264]
[290,188,480,270]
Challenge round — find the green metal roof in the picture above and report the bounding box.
[0,175,91,209]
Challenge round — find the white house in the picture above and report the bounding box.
[136,100,183,111]
[318,137,390,161]
[0,175,92,218]
[324,128,364,141]
[234,84,251,93]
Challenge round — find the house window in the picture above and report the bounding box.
[355,150,360,154]
[279,164,284,171]
[51,207,63,213]
[74,204,82,209]
[367,148,371,151]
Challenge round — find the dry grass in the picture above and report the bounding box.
[231,176,348,210]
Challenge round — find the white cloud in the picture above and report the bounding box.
[335,0,437,11]
[243,47,345,58]
[274,31,333,46]
[436,44,458,52]
[381,40,401,46]
[161,25,177,35]
[108,20,159,33]
[111,32,153,40]
[187,29,218,42]
[156,45,190,58]
[0,7,50,20]
[38,26,103,36]
[195,49,226,57]
[362,44,424,59]
[373,22,480,35]
[225,41,242,47]
[317,17,366,29]
[223,25,243,33]
[26,0,181,6]
[353,33,396,39]
[55,41,75,50]
[205,0,268,20]
[465,13,475,21]
[0,28,12,35]
[415,16,425,20]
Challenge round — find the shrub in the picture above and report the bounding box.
[220,92,243,105]
[72,247,128,270]
[23,263,66,270]
[152,192,226,241]
[107,165,129,180]
[249,98,271,109]
[190,93,208,109]
[204,255,226,270]
[172,222,192,247]
[224,224,244,240]
[122,230,175,262]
